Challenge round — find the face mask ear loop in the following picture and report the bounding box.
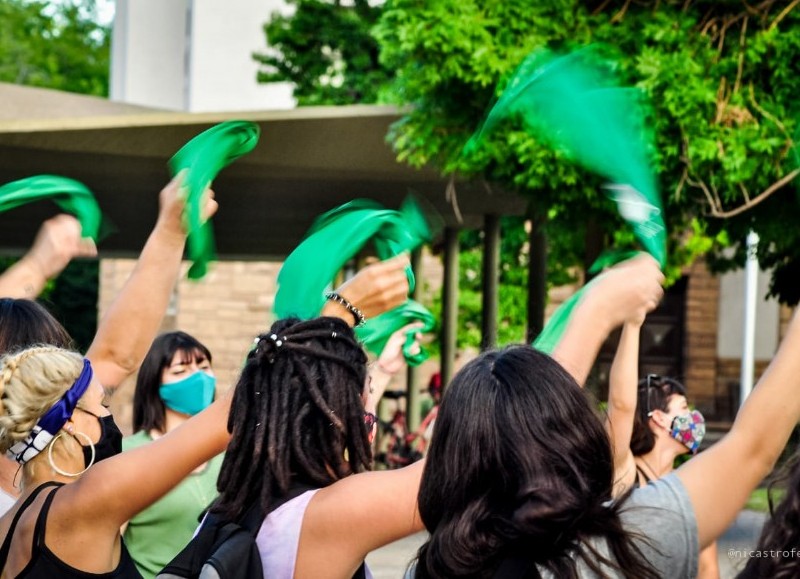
[47,431,95,478]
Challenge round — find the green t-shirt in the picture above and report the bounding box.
[122,430,224,579]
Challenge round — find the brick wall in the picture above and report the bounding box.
[683,260,720,416]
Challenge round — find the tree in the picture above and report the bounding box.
[375,0,800,306]
[257,0,598,348]
[0,0,110,96]
[254,0,394,105]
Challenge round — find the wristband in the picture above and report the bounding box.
[324,292,366,327]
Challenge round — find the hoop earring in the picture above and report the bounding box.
[47,431,95,478]
[12,463,23,490]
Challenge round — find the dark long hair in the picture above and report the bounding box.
[630,376,686,456]
[414,346,658,579]
[213,317,370,520]
[0,298,73,355]
[132,331,212,433]
[739,453,800,579]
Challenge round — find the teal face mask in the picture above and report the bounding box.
[159,371,216,416]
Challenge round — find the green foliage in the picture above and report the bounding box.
[376,0,800,304]
[0,0,110,96]
[255,0,394,105]
[46,260,99,352]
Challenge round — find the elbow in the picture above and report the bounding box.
[88,346,141,386]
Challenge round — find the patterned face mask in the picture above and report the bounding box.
[670,410,706,454]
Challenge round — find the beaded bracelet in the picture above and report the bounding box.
[324,292,366,327]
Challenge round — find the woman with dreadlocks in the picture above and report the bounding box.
[204,256,660,578]
[0,256,409,578]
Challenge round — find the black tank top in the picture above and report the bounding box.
[0,482,142,578]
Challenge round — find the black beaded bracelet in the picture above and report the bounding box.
[324,292,366,327]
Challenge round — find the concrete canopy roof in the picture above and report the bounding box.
[0,83,527,259]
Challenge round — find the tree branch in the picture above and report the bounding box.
[707,169,800,218]
[674,167,688,201]
[592,0,614,16]
[733,16,748,96]
[611,0,633,23]
[748,83,790,139]
[445,174,464,224]
[769,0,800,31]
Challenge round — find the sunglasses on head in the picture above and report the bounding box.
[642,373,663,419]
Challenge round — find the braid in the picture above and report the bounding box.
[214,317,371,521]
[0,346,82,453]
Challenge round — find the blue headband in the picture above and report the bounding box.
[7,358,93,465]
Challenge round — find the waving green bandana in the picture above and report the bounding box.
[357,300,436,366]
[274,196,439,320]
[169,120,261,279]
[465,46,666,353]
[0,175,102,241]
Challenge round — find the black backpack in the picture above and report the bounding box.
[157,485,313,579]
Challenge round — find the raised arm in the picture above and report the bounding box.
[85,175,217,389]
[0,214,96,299]
[551,254,663,385]
[59,254,411,528]
[607,322,642,495]
[366,323,423,413]
[677,305,800,549]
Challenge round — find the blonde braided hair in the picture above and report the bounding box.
[0,346,84,455]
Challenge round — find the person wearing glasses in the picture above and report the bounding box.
[605,319,719,577]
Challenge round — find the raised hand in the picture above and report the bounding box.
[323,254,411,324]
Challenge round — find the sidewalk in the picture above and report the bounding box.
[366,511,767,578]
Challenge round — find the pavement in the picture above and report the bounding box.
[366,510,768,578]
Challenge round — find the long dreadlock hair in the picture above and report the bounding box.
[214,316,371,521]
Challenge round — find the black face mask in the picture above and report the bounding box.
[80,412,123,468]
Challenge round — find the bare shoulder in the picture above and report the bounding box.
[299,463,425,564]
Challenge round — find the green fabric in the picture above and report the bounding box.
[122,431,224,579]
[274,197,439,320]
[533,250,648,353]
[356,299,435,366]
[466,46,667,354]
[0,175,102,241]
[169,121,261,280]
[467,46,666,266]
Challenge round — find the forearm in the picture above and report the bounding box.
[608,323,640,411]
[0,256,47,298]
[84,393,231,528]
[367,365,395,413]
[679,308,800,547]
[551,293,613,386]
[732,308,800,470]
[86,225,185,388]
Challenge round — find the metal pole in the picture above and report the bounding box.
[406,249,422,431]
[740,230,759,408]
[527,213,548,343]
[481,215,500,350]
[440,227,459,390]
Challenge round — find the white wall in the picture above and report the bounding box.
[110,0,189,110]
[111,0,295,112]
[717,268,780,359]
[187,0,294,112]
